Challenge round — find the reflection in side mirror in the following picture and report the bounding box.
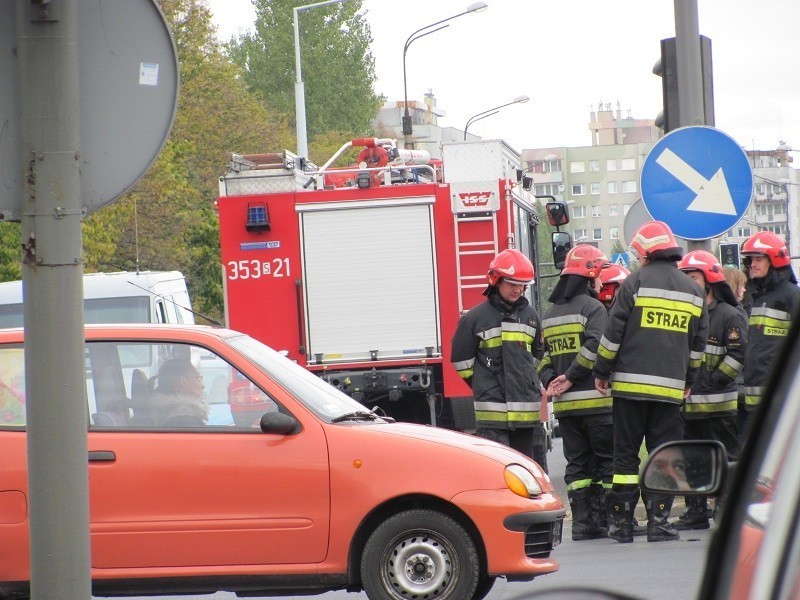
[552,232,572,270]
[260,412,300,435]
[546,201,569,226]
[641,440,728,495]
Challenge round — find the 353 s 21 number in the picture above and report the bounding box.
[226,258,290,280]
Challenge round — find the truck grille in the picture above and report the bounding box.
[524,518,563,558]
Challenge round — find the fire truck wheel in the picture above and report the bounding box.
[360,509,481,600]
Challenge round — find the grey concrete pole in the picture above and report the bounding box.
[16,0,91,597]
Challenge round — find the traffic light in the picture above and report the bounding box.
[719,242,740,269]
[653,36,715,133]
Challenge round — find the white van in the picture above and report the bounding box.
[0,271,195,328]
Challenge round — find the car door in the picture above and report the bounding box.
[86,340,331,570]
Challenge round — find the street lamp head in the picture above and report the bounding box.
[513,95,530,104]
[464,95,531,140]
[467,2,488,13]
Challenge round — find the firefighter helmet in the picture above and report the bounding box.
[628,220,680,260]
[598,263,630,303]
[741,231,790,268]
[678,250,726,283]
[561,244,609,278]
[487,249,535,286]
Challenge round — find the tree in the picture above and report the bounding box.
[230,0,381,152]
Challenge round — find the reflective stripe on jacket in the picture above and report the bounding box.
[684,298,747,419]
[451,293,543,428]
[538,291,611,417]
[743,267,800,410]
[593,260,709,404]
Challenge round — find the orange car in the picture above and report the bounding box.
[0,325,564,600]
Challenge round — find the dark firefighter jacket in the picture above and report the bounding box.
[593,260,709,404]
[743,267,800,410]
[451,292,543,429]
[684,297,747,419]
[537,289,611,418]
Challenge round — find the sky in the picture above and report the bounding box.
[207,0,800,155]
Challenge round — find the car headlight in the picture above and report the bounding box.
[504,464,543,498]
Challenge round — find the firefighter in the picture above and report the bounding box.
[740,231,800,440]
[537,244,611,540]
[451,249,548,471]
[597,263,630,310]
[676,250,748,530]
[593,221,708,543]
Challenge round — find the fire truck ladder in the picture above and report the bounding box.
[453,212,499,314]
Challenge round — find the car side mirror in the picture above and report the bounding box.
[552,232,572,270]
[641,440,729,495]
[545,201,569,226]
[260,412,300,435]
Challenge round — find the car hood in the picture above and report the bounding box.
[335,421,552,486]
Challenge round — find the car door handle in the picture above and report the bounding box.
[88,451,116,462]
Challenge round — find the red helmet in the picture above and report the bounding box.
[487,249,535,286]
[598,264,630,303]
[741,231,790,268]
[678,250,726,283]
[629,221,679,260]
[561,244,609,278]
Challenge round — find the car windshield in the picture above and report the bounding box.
[226,333,374,422]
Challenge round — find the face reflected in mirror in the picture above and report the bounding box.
[647,446,691,492]
[644,444,719,494]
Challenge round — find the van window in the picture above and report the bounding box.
[0,297,150,328]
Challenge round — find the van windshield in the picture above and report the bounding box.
[0,297,150,328]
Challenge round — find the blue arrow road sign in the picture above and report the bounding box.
[640,126,753,240]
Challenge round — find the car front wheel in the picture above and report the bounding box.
[361,509,481,600]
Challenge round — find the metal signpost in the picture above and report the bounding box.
[640,126,753,241]
[2,1,177,597]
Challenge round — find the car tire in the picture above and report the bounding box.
[360,509,481,600]
[474,574,497,600]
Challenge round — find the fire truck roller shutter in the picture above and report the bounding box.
[297,198,440,364]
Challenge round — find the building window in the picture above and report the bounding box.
[590,182,601,195]
[535,183,561,196]
[572,184,585,196]
[528,159,562,173]
[610,227,620,240]
[607,181,617,194]
[737,227,751,237]
[755,183,767,195]
[607,159,617,171]
[593,228,603,241]
[623,203,632,215]
[572,206,586,219]
[622,180,637,193]
[574,228,588,241]
[570,161,585,173]
[589,160,600,172]
[592,205,601,217]
[765,225,785,235]
[609,204,619,216]
[621,158,636,171]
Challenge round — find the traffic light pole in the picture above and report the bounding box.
[674,0,712,252]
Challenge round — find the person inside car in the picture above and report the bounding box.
[147,358,210,427]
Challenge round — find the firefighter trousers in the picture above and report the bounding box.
[478,423,548,473]
[559,413,613,491]
[611,397,683,492]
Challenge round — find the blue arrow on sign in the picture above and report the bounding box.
[640,126,753,240]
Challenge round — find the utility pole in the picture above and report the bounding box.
[16,0,92,597]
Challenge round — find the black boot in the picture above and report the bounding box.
[569,488,608,540]
[674,495,710,530]
[646,495,680,542]
[607,490,638,543]
[588,485,610,536]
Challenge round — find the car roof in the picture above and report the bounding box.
[0,323,239,343]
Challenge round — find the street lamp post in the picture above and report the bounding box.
[294,0,347,162]
[402,2,488,148]
[463,95,530,140]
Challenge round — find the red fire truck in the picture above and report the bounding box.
[217,138,560,429]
